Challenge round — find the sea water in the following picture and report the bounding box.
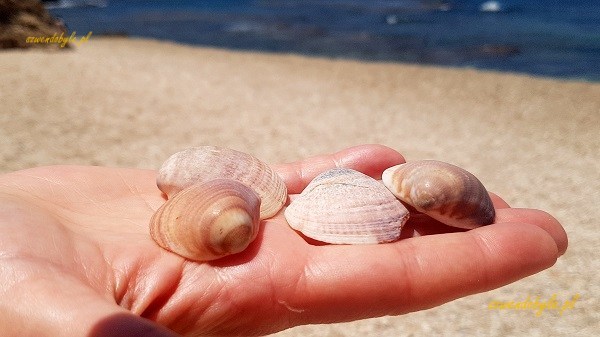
[47,0,600,81]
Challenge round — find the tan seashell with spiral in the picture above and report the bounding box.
[382,160,495,229]
[150,179,261,261]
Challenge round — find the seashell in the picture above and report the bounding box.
[382,160,495,229]
[157,146,287,219]
[150,179,261,261]
[284,168,410,244]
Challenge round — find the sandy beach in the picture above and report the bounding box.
[1,37,598,336]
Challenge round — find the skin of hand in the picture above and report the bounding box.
[0,144,567,337]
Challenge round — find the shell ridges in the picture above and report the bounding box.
[285,168,409,244]
[157,146,287,219]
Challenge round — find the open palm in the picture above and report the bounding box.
[0,145,567,337]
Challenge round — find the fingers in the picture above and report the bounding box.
[395,208,566,253]
[301,224,558,322]
[273,144,405,194]
[281,208,565,325]
[490,192,510,208]
[494,208,568,255]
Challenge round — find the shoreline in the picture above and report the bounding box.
[82,36,600,83]
[45,0,600,82]
[5,35,598,84]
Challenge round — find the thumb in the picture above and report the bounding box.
[89,313,180,337]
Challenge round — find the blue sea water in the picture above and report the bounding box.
[47,0,600,81]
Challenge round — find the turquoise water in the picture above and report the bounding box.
[48,0,600,81]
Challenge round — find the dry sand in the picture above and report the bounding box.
[1,38,599,336]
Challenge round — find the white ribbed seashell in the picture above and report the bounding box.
[382,160,495,229]
[284,168,410,244]
[157,146,287,219]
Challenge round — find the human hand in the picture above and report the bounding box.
[0,145,567,337]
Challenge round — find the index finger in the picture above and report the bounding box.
[273,144,406,194]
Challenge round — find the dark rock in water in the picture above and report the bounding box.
[96,31,129,38]
[477,44,520,58]
[0,0,68,49]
